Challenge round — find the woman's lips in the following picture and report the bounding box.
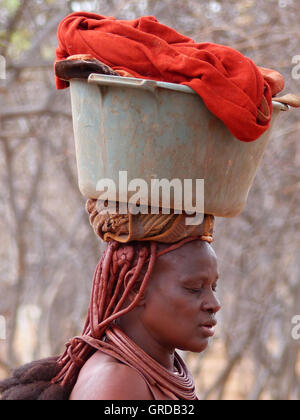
[198,324,216,337]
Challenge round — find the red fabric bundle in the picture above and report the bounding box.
[55,12,284,142]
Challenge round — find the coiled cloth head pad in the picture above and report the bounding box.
[86,199,214,243]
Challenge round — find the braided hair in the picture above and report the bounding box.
[0,357,67,400]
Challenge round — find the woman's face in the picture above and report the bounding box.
[140,240,221,353]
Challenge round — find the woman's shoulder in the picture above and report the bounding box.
[69,351,154,400]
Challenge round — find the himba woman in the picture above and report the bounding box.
[0,200,220,400]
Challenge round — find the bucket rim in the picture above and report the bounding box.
[87,73,289,111]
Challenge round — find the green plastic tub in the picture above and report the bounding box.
[69,74,289,217]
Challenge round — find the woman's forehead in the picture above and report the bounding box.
[153,240,218,279]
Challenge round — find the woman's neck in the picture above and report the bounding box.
[115,318,176,372]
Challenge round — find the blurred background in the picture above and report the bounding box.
[0,0,299,400]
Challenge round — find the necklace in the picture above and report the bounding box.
[80,325,198,400]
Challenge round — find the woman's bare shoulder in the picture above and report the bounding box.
[69,351,153,400]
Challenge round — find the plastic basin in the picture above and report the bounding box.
[69,74,289,217]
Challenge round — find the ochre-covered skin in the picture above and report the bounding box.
[70,240,220,400]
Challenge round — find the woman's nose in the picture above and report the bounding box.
[201,292,221,314]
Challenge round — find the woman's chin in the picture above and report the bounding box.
[194,341,209,353]
[180,338,209,353]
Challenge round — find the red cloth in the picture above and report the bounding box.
[55,12,284,142]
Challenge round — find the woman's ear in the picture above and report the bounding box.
[123,269,147,306]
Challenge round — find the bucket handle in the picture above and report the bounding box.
[88,73,157,92]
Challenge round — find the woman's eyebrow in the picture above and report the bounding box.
[181,274,219,285]
[180,275,206,284]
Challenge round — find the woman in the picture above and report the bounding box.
[70,236,220,400]
[0,202,220,400]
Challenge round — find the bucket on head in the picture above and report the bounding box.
[69,74,289,217]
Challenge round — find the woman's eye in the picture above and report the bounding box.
[188,288,202,293]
